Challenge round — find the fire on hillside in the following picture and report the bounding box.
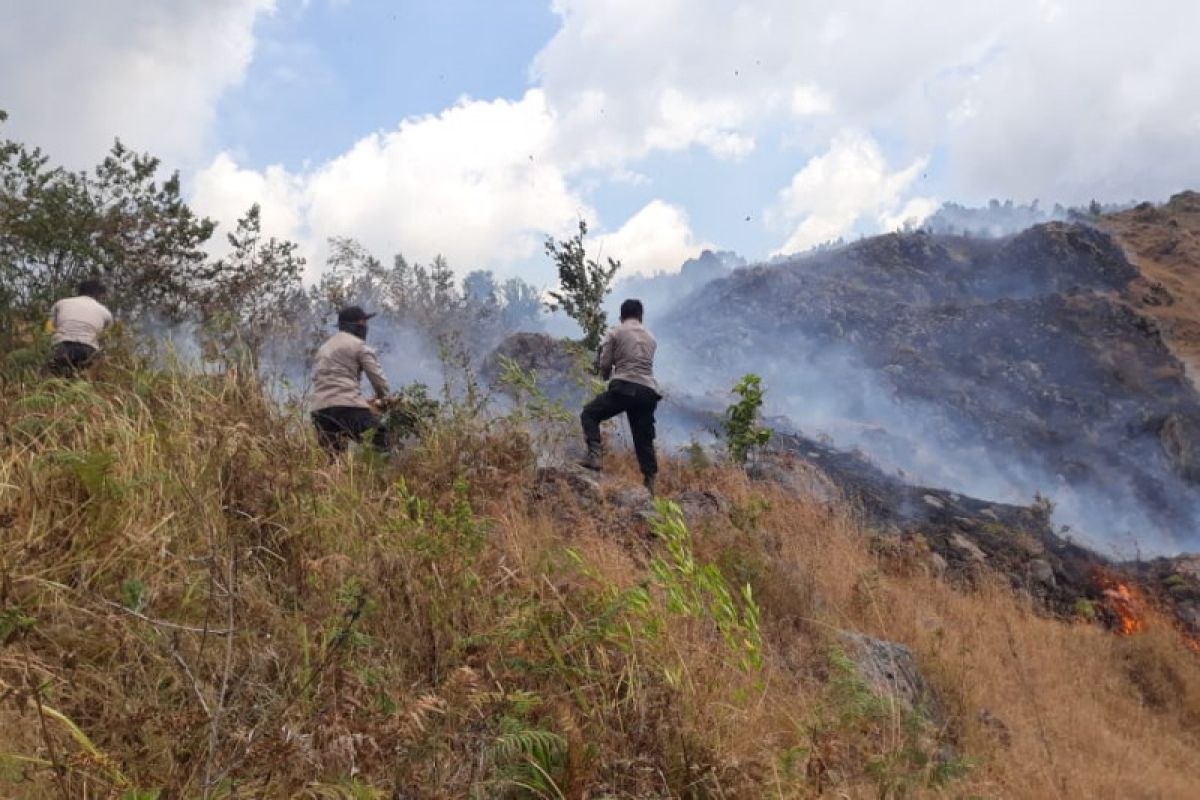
[1095,574,1147,635]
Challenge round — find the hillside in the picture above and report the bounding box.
[2,342,1200,798]
[1103,191,1200,379]
[661,220,1200,556]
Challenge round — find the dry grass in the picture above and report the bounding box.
[1103,194,1200,380]
[1,350,1199,798]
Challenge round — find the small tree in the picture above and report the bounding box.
[723,374,773,466]
[544,219,620,353]
[199,204,305,367]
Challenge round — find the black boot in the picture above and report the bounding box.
[580,441,603,471]
[643,473,656,497]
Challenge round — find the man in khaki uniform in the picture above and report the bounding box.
[580,298,663,494]
[47,279,114,376]
[310,306,393,453]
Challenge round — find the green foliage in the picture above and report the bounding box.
[0,125,216,325]
[0,606,36,646]
[1075,598,1098,621]
[826,646,974,793]
[544,219,620,353]
[120,578,149,613]
[196,203,306,365]
[50,448,119,497]
[379,382,441,439]
[682,438,712,470]
[722,374,773,465]
[496,354,572,426]
[827,647,891,723]
[648,499,763,672]
[487,721,569,798]
[119,788,162,800]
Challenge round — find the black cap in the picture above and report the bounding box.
[337,305,377,325]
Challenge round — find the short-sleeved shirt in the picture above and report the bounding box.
[309,331,392,411]
[50,296,114,349]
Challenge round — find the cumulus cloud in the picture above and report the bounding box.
[771,132,931,255]
[537,0,1200,207]
[0,0,273,168]
[192,90,590,278]
[593,200,714,277]
[191,153,307,251]
[11,0,1199,279]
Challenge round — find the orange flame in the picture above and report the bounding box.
[1100,581,1146,635]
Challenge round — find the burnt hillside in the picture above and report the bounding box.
[662,222,1200,554]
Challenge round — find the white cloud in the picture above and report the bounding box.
[191,152,307,251]
[537,0,1200,208]
[771,132,930,255]
[192,90,589,279]
[593,200,713,277]
[0,0,273,168]
[791,84,834,116]
[11,0,1199,281]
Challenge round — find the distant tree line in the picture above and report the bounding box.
[0,110,543,361]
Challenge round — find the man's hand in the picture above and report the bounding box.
[369,394,399,414]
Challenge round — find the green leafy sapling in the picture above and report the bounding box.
[723,374,773,466]
[544,219,621,354]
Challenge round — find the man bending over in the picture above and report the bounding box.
[310,305,393,454]
[47,279,114,376]
[580,298,663,495]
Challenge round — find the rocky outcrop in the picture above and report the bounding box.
[746,452,840,504]
[838,631,943,723]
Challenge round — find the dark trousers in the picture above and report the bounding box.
[311,406,388,454]
[581,379,660,478]
[47,341,98,376]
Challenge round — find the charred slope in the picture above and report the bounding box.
[488,331,1200,650]
[663,222,1200,553]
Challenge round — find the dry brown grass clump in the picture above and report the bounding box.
[1,353,1199,798]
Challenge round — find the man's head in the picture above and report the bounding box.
[337,305,377,339]
[78,278,107,299]
[619,298,644,322]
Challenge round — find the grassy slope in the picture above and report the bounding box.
[1,349,1199,798]
[1103,191,1200,381]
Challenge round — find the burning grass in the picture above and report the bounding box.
[1,351,1200,797]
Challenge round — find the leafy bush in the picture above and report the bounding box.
[722,373,773,465]
[544,219,620,354]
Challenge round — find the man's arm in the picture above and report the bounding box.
[45,301,60,334]
[597,331,615,380]
[360,346,392,398]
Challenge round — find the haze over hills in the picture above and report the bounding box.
[604,196,1197,558]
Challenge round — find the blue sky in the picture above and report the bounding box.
[3,0,1199,285]
[214,1,559,171]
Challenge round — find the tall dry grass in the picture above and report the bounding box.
[0,349,1198,798]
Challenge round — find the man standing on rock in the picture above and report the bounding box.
[46,278,114,376]
[580,298,663,495]
[310,305,393,454]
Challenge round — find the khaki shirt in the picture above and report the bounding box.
[310,331,391,411]
[598,319,659,393]
[50,296,114,349]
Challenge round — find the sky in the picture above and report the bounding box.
[3,0,1200,285]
